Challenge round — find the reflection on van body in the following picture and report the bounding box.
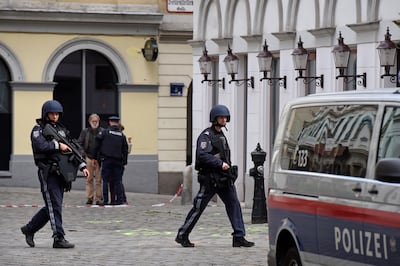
[379,106,400,159]
[282,105,376,177]
[268,90,400,266]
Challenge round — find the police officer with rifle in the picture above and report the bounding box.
[175,105,254,248]
[21,100,90,248]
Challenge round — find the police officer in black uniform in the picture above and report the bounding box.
[21,100,90,248]
[175,105,254,248]
[94,116,128,205]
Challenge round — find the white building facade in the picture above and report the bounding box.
[190,0,400,204]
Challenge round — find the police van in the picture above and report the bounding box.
[267,89,400,266]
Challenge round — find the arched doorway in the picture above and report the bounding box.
[0,57,11,170]
[53,49,118,138]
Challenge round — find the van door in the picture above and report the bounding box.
[360,105,400,265]
[312,104,377,265]
[361,178,400,265]
[317,175,368,265]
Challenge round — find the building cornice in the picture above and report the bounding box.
[271,31,296,41]
[347,21,380,33]
[159,30,193,43]
[118,84,158,93]
[211,37,233,48]
[0,9,163,35]
[308,27,336,37]
[9,81,56,91]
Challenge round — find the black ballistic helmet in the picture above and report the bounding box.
[41,100,63,119]
[209,104,230,122]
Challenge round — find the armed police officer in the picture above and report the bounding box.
[21,100,90,248]
[94,116,128,205]
[176,105,254,248]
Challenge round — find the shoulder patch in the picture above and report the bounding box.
[204,130,210,136]
[200,141,208,149]
[33,130,40,138]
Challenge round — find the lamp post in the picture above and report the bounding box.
[257,40,287,89]
[198,47,225,89]
[223,44,254,88]
[292,37,324,88]
[377,27,398,84]
[332,32,367,87]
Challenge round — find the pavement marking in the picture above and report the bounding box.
[0,204,131,208]
[115,228,174,236]
[1,184,183,209]
[0,204,41,208]
[86,219,124,224]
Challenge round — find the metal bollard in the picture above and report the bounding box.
[249,143,268,224]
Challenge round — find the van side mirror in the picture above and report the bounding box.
[375,158,400,183]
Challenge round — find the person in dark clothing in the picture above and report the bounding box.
[109,124,131,204]
[77,113,104,205]
[94,116,128,205]
[175,105,254,248]
[21,100,90,248]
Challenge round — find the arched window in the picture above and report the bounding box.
[53,49,118,138]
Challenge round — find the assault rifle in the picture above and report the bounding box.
[42,123,86,183]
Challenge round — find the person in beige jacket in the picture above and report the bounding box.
[77,113,103,205]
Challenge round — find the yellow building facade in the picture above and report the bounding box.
[0,0,193,194]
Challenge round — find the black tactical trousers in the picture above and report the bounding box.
[25,169,65,238]
[177,180,246,238]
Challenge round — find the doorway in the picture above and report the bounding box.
[0,57,11,170]
[53,49,118,138]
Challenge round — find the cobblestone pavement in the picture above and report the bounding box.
[0,187,269,265]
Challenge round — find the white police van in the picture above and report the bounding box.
[268,89,400,266]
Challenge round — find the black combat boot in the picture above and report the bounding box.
[175,233,195,247]
[232,237,255,247]
[53,236,75,249]
[20,225,35,247]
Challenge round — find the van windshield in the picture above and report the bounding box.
[281,104,377,178]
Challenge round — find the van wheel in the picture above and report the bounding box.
[282,247,302,266]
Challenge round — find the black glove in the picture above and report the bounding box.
[64,181,72,192]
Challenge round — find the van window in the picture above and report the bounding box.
[281,104,377,177]
[378,106,400,159]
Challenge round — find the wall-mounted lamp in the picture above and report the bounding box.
[257,40,287,89]
[223,44,254,88]
[198,47,225,89]
[332,32,367,87]
[141,38,158,61]
[292,37,324,88]
[377,27,398,83]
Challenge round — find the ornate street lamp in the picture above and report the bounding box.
[377,27,398,83]
[198,47,225,89]
[292,37,324,88]
[332,32,366,87]
[257,40,286,88]
[223,44,254,88]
